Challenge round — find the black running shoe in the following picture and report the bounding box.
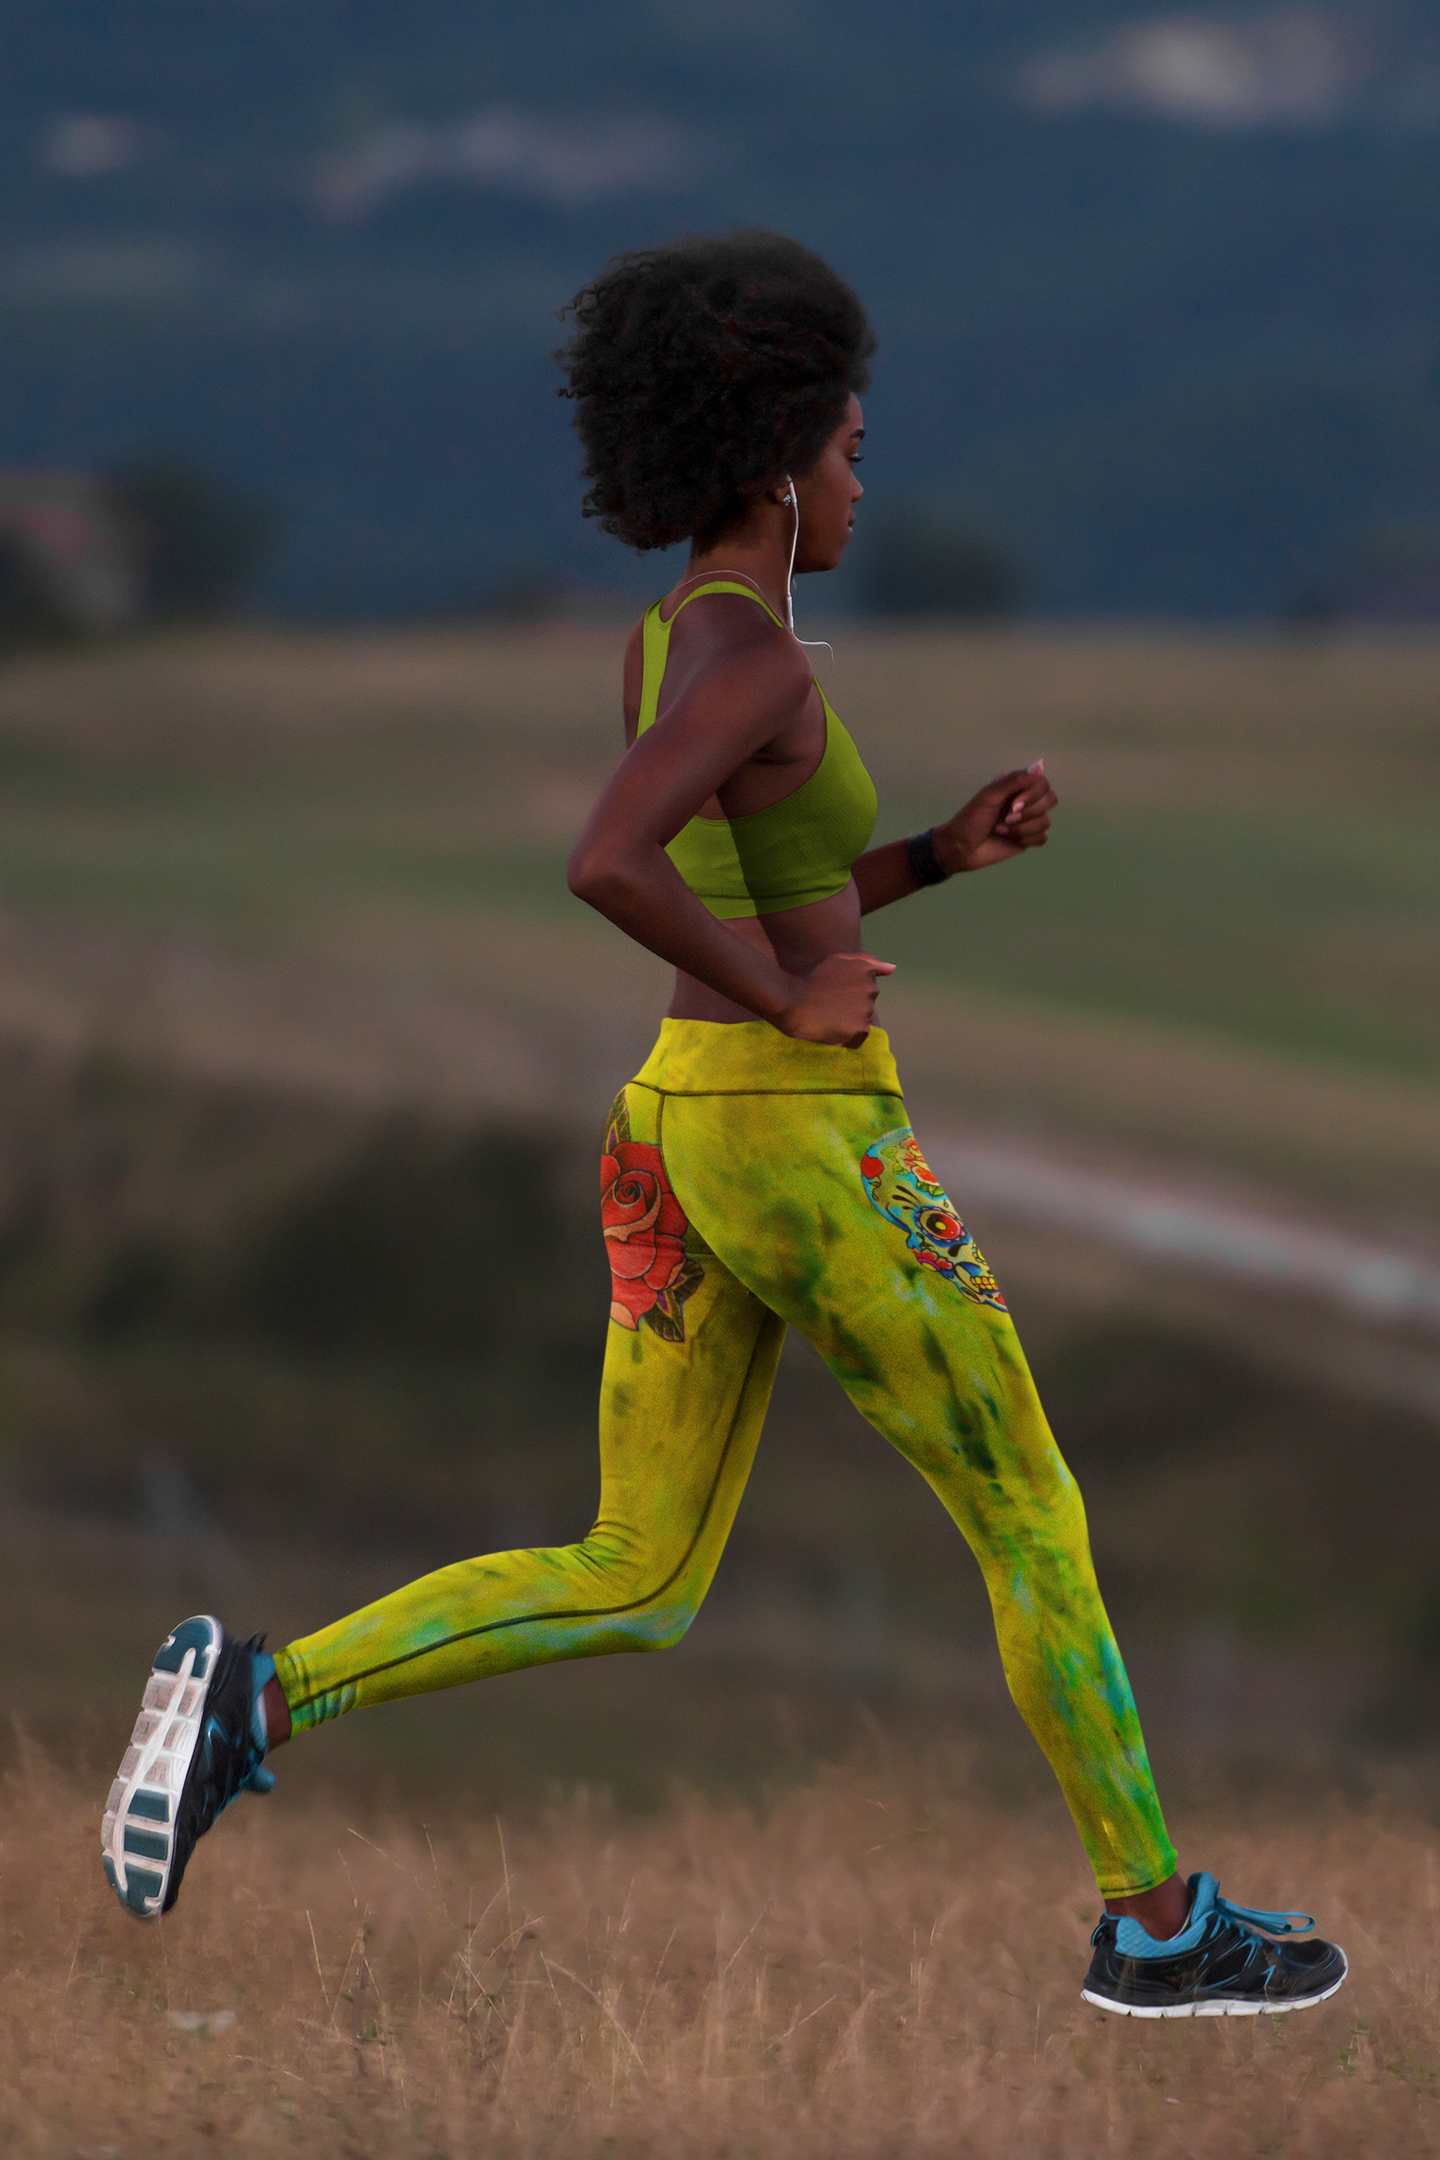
[101,1614,276,1919]
[1082,1871,1347,2018]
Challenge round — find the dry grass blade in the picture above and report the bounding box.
[305,1907,332,2017]
[540,1952,649,2078]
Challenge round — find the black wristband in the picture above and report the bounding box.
[905,827,949,886]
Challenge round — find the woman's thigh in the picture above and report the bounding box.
[594,1084,789,1624]
[656,1090,1078,1552]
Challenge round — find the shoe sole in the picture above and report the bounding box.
[1082,1954,1348,2019]
[101,1615,223,1919]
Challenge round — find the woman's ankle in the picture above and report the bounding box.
[261,1674,292,1749]
[1105,1871,1191,1941]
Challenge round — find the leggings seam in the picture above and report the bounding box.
[287,1108,775,1713]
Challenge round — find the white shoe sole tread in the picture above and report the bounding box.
[101,1615,222,1920]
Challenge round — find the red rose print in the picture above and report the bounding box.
[600,1140,692,1330]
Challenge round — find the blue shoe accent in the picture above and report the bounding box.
[250,1648,277,1752]
[121,1866,164,1917]
[153,1617,220,1682]
[123,1826,170,1863]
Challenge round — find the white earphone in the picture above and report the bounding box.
[780,474,798,628]
[778,474,830,656]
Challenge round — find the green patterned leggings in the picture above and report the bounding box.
[274,1020,1175,1898]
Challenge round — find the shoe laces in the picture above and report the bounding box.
[1211,1887,1314,1939]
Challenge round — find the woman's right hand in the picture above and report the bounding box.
[778,951,896,1048]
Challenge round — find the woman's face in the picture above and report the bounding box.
[793,395,865,574]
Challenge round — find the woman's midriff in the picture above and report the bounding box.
[665,880,864,1024]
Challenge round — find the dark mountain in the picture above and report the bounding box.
[4,1,1439,617]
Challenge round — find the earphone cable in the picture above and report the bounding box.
[785,478,834,661]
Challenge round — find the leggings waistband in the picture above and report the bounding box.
[631,1018,902,1097]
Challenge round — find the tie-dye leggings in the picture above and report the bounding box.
[274,1019,1176,1897]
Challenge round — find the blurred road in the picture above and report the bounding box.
[930,1139,1440,1328]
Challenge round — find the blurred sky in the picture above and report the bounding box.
[5,1,1440,617]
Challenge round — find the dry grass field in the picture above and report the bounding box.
[8,1744,1440,2160]
[0,623,1437,2156]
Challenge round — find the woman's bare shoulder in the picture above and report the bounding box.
[678,590,810,688]
[625,588,808,751]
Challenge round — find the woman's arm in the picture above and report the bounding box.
[852,763,1058,916]
[569,621,893,1044]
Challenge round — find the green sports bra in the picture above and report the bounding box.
[637,579,878,920]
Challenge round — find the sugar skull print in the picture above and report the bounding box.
[860,1126,1007,1311]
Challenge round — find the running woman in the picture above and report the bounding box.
[102,231,1346,2019]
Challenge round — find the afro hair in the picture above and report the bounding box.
[558,230,875,553]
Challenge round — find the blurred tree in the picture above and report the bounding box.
[103,461,278,618]
[862,508,1024,619]
[0,536,67,644]
[0,473,147,646]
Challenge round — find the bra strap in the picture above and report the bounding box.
[637,600,669,735]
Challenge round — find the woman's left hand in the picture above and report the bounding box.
[933,760,1058,875]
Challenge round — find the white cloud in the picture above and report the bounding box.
[1017,9,1377,129]
[41,114,147,178]
[312,108,694,220]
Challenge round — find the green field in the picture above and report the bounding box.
[0,624,1435,1078]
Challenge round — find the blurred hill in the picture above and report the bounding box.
[4,4,1440,618]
